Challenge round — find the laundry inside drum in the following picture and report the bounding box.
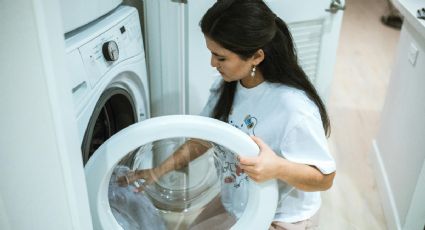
[108,137,250,229]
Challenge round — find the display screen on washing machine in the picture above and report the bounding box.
[120,26,126,34]
[108,137,249,230]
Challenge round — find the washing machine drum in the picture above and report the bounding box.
[85,115,278,230]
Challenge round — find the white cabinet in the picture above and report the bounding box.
[0,1,92,229]
[372,5,425,229]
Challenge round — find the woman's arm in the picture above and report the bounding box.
[118,139,212,187]
[154,139,212,177]
[238,136,335,192]
[274,160,335,191]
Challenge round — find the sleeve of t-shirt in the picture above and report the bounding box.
[279,115,336,174]
[199,78,223,117]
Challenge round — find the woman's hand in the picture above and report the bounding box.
[115,139,210,193]
[116,168,160,192]
[240,136,336,191]
[238,136,285,183]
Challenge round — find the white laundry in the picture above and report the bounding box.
[109,166,166,230]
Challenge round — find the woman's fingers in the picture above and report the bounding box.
[133,184,147,193]
[238,155,257,166]
[250,136,267,150]
[239,164,255,173]
[239,165,263,182]
[116,170,145,187]
[238,136,282,182]
[134,187,144,193]
[238,136,271,166]
[115,170,151,193]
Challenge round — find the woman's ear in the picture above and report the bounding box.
[252,49,265,65]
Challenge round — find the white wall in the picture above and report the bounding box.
[144,0,217,117]
[186,0,218,115]
[372,21,425,230]
[144,0,187,117]
[0,0,92,229]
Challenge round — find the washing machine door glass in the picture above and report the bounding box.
[85,115,279,230]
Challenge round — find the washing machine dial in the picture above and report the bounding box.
[102,41,119,61]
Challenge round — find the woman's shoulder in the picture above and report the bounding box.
[266,83,319,117]
[209,77,224,93]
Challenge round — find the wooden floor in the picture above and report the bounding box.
[319,0,401,229]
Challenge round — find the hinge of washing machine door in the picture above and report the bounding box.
[171,0,187,3]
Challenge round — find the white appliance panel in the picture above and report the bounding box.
[59,0,122,33]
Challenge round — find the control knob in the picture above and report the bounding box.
[102,41,119,61]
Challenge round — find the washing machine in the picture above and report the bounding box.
[64,5,149,164]
[65,5,279,230]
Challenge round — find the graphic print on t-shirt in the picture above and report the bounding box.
[229,114,258,136]
[211,113,260,217]
[213,144,249,217]
[225,113,259,188]
[227,113,258,186]
[214,144,248,189]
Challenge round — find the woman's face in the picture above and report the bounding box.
[205,36,254,82]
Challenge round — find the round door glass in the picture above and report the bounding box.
[108,137,250,230]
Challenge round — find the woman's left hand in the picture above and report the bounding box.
[238,136,284,183]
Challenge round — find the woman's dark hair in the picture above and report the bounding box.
[200,0,330,136]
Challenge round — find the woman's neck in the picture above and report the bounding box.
[240,71,265,88]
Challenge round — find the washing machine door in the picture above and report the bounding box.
[85,115,278,230]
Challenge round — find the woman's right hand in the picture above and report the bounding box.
[116,168,160,192]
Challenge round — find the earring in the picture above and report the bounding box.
[250,66,256,78]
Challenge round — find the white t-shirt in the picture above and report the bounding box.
[200,79,336,223]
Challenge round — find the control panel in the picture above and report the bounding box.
[79,11,144,87]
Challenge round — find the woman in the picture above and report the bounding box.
[119,0,336,229]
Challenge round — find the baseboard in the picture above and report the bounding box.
[371,140,402,230]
